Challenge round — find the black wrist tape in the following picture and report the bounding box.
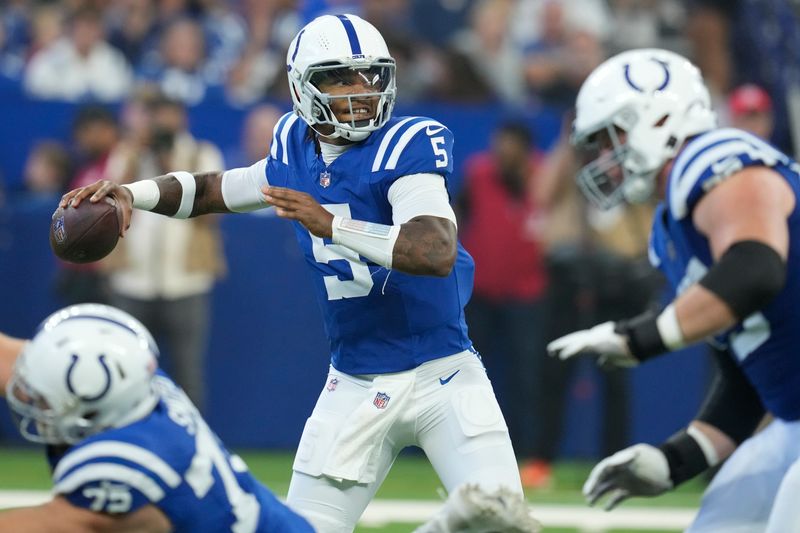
[699,240,785,320]
[614,310,666,361]
[658,430,709,486]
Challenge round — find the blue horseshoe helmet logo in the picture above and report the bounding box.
[66,354,112,402]
[624,58,670,92]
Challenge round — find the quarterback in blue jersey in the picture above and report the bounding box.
[0,304,314,533]
[547,48,800,531]
[61,14,537,533]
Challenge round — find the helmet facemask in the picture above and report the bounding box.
[292,60,396,142]
[573,107,657,209]
[6,371,91,444]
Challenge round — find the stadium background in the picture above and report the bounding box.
[0,0,776,530]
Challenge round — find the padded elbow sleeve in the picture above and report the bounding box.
[698,240,786,320]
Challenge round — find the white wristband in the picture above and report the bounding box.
[171,171,196,219]
[122,180,160,211]
[687,424,721,467]
[331,215,401,269]
[656,304,686,350]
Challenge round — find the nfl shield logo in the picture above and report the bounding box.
[326,378,339,391]
[319,171,331,188]
[53,215,66,243]
[373,392,390,409]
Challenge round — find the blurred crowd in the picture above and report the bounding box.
[0,0,689,109]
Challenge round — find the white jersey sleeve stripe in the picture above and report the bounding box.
[270,113,293,160]
[671,129,742,178]
[279,114,299,165]
[371,117,417,172]
[384,120,442,171]
[53,441,181,488]
[54,463,166,502]
[671,138,779,219]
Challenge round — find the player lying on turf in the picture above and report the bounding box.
[59,13,537,532]
[0,304,314,533]
[548,48,800,531]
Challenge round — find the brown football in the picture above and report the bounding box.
[49,197,121,264]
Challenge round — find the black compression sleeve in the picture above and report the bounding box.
[697,346,766,445]
[614,309,669,361]
[658,430,709,486]
[698,240,785,320]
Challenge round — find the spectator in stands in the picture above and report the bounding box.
[22,141,72,197]
[727,83,774,141]
[524,123,663,489]
[26,3,64,61]
[521,0,607,110]
[458,120,548,476]
[52,105,124,307]
[226,103,285,168]
[687,0,800,155]
[138,17,222,105]
[104,95,226,413]
[450,0,526,106]
[0,13,25,89]
[224,0,300,105]
[106,0,159,70]
[24,6,132,102]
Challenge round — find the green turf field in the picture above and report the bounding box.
[0,447,704,532]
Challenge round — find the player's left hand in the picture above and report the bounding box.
[546,321,638,367]
[583,444,673,511]
[263,186,334,238]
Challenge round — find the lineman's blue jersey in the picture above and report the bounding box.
[266,114,474,374]
[47,372,313,533]
[649,128,800,420]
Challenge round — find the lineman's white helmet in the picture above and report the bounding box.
[572,48,717,209]
[286,14,396,142]
[6,304,159,444]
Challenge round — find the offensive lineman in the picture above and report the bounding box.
[548,48,800,531]
[61,14,539,533]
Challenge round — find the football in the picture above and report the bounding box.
[50,197,121,264]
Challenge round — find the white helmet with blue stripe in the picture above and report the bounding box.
[286,14,397,142]
[571,48,717,209]
[6,304,159,444]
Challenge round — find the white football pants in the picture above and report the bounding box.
[689,417,800,533]
[285,350,522,533]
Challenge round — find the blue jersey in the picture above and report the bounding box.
[266,114,474,374]
[47,373,313,533]
[649,128,800,420]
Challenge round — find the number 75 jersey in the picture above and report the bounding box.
[266,114,475,376]
[47,373,313,533]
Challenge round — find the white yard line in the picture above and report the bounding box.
[0,490,696,531]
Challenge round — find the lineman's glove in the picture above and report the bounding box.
[546,321,638,367]
[583,444,673,511]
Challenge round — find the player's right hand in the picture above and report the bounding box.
[546,322,638,367]
[60,180,134,237]
[583,444,673,511]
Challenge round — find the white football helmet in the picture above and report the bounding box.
[286,14,396,142]
[572,48,717,209]
[6,304,159,444]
